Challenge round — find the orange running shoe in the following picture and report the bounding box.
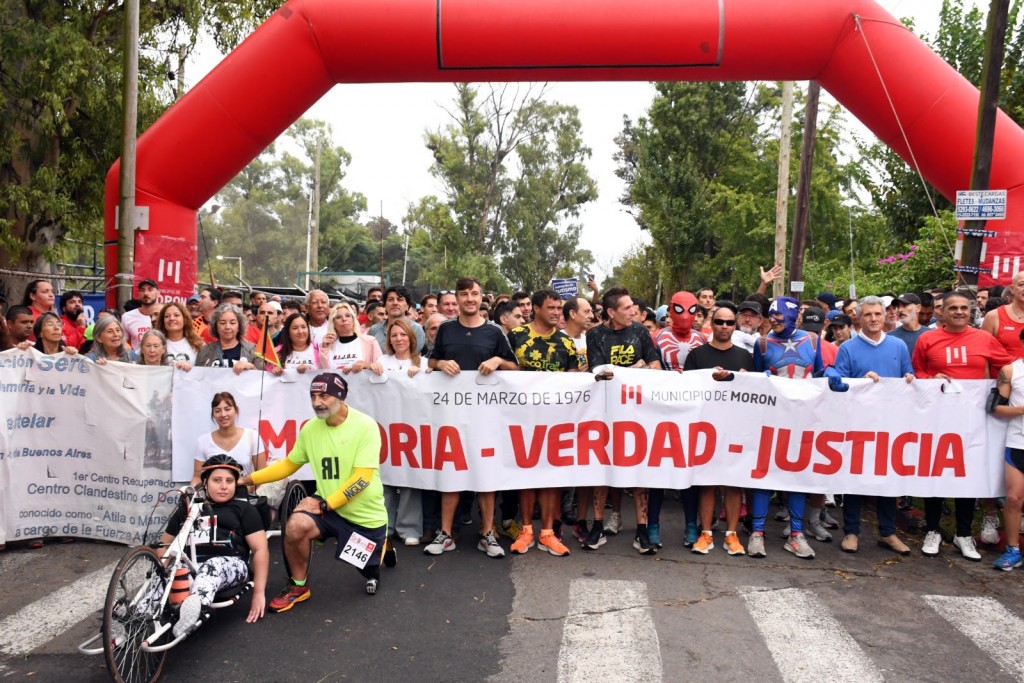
[692,530,714,555]
[511,526,535,554]
[723,532,745,556]
[538,532,570,556]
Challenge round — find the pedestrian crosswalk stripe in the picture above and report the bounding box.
[924,595,1024,682]
[557,579,661,683]
[739,586,883,683]
[0,561,116,657]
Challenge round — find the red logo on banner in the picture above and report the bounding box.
[620,385,642,405]
[134,233,198,302]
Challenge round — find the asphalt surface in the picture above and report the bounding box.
[2,498,1023,682]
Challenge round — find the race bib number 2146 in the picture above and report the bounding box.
[338,531,376,569]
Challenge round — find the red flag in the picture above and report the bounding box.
[255,322,281,368]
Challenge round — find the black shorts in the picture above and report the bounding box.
[297,511,387,567]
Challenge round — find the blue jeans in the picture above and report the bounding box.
[842,495,897,537]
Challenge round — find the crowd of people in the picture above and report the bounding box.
[2,268,1023,578]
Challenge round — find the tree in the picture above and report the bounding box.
[405,84,597,292]
[0,1,279,300]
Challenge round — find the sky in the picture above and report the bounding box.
[185,0,958,281]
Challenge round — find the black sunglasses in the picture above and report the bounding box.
[712,318,737,326]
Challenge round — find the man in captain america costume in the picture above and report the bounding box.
[748,297,824,559]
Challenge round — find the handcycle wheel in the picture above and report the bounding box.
[103,546,168,683]
[279,480,313,579]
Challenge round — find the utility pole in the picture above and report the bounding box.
[175,45,186,100]
[115,0,139,309]
[311,137,322,288]
[789,81,820,296]
[960,0,1009,289]
[379,201,385,286]
[774,81,794,298]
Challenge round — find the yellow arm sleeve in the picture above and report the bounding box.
[324,467,375,510]
[250,458,302,486]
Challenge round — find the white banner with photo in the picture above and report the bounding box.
[169,366,1006,498]
[0,349,175,546]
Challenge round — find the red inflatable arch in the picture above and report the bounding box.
[103,0,1024,303]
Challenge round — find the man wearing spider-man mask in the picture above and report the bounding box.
[652,291,708,550]
[747,296,828,561]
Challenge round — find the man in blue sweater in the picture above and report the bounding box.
[826,295,914,555]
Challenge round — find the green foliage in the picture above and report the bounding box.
[0,1,279,298]
[616,81,872,299]
[605,242,660,304]
[406,84,597,293]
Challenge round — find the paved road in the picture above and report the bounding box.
[2,501,1023,682]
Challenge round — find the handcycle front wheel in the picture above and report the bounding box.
[103,546,168,683]
[279,480,313,579]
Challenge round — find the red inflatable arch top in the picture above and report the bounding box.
[103,0,1024,303]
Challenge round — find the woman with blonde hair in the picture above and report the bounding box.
[319,301,382,373]
[157,301,203,364]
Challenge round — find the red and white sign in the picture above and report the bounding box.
[170,367,1007,498]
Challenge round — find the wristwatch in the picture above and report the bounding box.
[318,497,330,516]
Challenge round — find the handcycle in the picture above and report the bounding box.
[78,485,277,683]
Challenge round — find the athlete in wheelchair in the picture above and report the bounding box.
[80,454,269,683]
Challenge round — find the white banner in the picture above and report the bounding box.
[1,349,175,545]
[170,367,1006,497]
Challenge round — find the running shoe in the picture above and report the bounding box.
[953,535,981,561]
[684,522,700,547]
[993,546,1022,571]
[582,521,606,551]
[921,530,942,557]
[819,509,840,529]
[723,531,744,556]
[605,512,622,536]
[783,532,815,559]
[774,507,790,522]
[573,520,589,543]
[500,519,523,541]
[365,578,379,595]
[423,530,456,555]
[538,531,570,556]
[747,531,766,558]
[633,525,657,555]
[805,519,833,543]
[269,582,311,613]
[173,595,202,637]
[691,530,713,555]
[980,515,1000,545]
[647,523,663,548]
[478,530,506,558]
[511,526,535,554]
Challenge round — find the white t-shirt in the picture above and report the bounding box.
[194,428,262,476]
[308,320,330,346]
[122,308,153,351]
[380,354,427,373]
[284,345,318,369]
[166,337,198,363]
[324,337,363,370]
[571,333,588,367]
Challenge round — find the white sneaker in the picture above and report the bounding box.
[921,530,942,556]
[605,512,622,536]
[478,530,506,558]
[953,535,981,561]
[173,595,202,638]
[783,532,815,559]
[403,537,420,546]
[980,515,1000,545]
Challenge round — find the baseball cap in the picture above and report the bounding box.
[816,291,839,310]
[267,301,283,312]
[896,293,922,306]
[801,307,826,332]
[738,301,763,316]
[655,304,668,323]
[310,373,348,401]
[187,295,200,304]
[830,313,852,327]
[825,309,842,321]
[138,278,159,290]
[880,295,895,308]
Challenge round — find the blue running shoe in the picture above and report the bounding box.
[684,522,699,547]
[647,523,662,548]
[993,546,1022,571]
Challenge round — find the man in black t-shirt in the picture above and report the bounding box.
[682,302,752,557]
[426,277,518,560]
[583,287,662,555]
